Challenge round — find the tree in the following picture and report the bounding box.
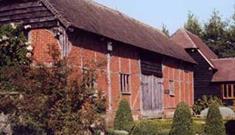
[0,24,106,135]
[202,10,232,57]
[0,24,30,66]
[204,102,226,135]
[114,99,134,132]
[169,102,194,135]
[184,12,203,37]
[161,24,169,37]
[193,95,223,115]
[227,7,235,50]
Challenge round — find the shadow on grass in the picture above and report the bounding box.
[225,120,235,135]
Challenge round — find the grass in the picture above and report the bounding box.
[108,118,235,135]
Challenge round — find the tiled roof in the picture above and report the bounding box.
[41,0,195,64]
[211,58,235,82]
[171,29,218,65]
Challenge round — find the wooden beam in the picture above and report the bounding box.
[0,7,48,17]
[0,11,53,22]
[0,16,56,25]
[221,84,225,99]
[0,2,41,12]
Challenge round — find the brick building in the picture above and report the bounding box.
[172,28,235,106]
[0,0,195,122]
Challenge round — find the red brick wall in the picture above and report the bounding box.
[30,29,141,123]
[109,45,141,120]
[30,28,194,121]
[29,29,61,65]
[163,59,194,117]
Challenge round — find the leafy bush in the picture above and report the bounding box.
[204,102,226,135]
[0,24,106,135]
[193,119,205,134]
[0,24,30,67]
[131,120,159,135]
[131,120,173,135]
[169,102,194,135]
[130,119,204,135]
[12,122,46,135]
[193,95,223,115]
[114,99,134,132]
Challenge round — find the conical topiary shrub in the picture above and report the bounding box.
[169,102,194,135]
[114,99,134,132]
[204,102,226,135]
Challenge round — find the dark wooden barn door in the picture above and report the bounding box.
[141,74,163,117]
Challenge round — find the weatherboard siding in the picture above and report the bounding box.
[186,49,220,99]
[0,1,57,28]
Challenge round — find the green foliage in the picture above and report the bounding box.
[169,102,194,135]
[12,122,46,135]
[203,10,231,57]
[129,119,204,135]
[204,102,226,135]
[114,99,134,132]
[193,95,223,115]
[0,62,106,135]
[131,120,171,135]
[193,119,205,134]
[0,24,106,135]
[131,120,159,135]
[185,9,235,58]
[0,24,30,66]
[184,12,203,37]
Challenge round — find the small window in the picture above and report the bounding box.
[82,68,96,89]
[120,73,130,94]
[169,80,175,96]
[222,84,235,99]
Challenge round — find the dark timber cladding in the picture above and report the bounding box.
[0,1,57,28]
[140,53,163,77]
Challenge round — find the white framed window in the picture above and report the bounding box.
[120,73,130,94]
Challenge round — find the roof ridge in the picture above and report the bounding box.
[41,0,71,27]
[180,29,197,48]
[87,0,168,38]
[211,58,235,60]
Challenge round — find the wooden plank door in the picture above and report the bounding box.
[141,74,163,118]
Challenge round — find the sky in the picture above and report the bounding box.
[95,0,235,34]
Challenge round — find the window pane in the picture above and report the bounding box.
[120,73,130,93]
[228,84,232,97]
[224,85,227,98]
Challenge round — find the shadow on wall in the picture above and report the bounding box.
[225,120,235,135]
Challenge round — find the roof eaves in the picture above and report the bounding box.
[41,0,71,28]
[182,29,216,68]
[181,29,197,48]
[197,49,215,69]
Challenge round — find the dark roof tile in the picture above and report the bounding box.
[43,0,195,64]
[212,58,235,82]
[171,29,217,66]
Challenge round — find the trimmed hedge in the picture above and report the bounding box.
[107,129,128,135]
[131,120,160,135]
[204,102,226,135]
[114,99,134,132]
[129,119,204,135]
[169,102,194,135]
